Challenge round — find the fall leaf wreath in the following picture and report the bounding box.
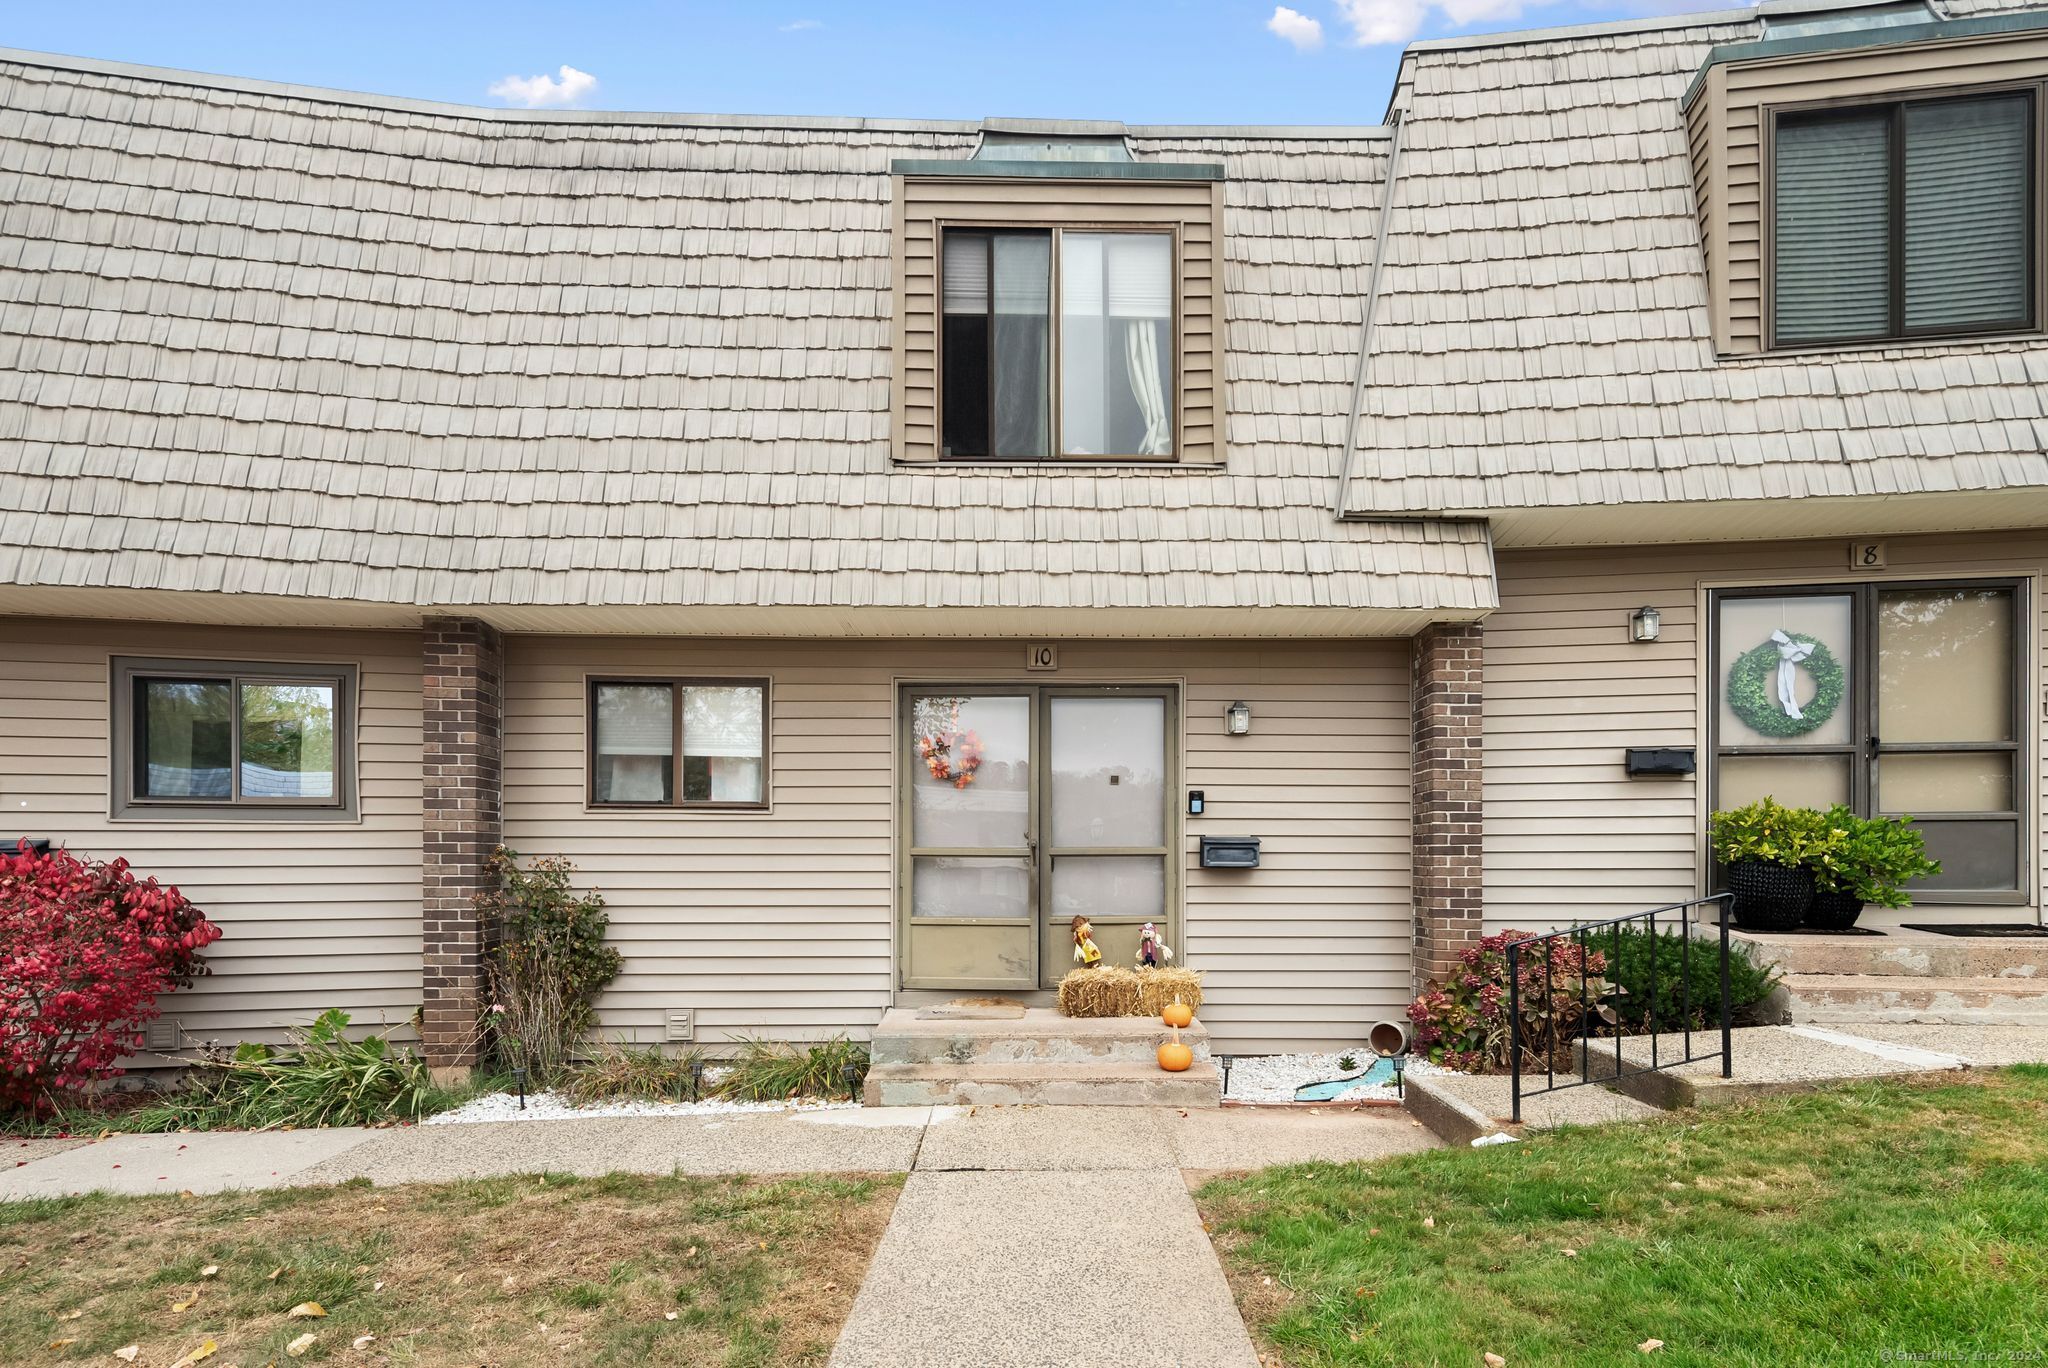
[1726,635,1845,739]
[918,726,986,789]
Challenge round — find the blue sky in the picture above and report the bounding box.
[5,0,1729,125]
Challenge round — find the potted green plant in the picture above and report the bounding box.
[1803,805,1941,930]
[1709,798,1822,931]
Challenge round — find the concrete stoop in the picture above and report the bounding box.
[863,1006,1221,1108]
[1735,927,2048,1027]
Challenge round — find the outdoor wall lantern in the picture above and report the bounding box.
[1629,605,1662,643]
[1225,701,1252,736]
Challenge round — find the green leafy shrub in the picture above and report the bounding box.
[558,1042,706,1105]
[132,1009,436,1130]
[1599,924,1781,1033]
[1807,804,1942,908]
[478,848,622,1086]
[718,1037,869,1102]
[1710,797,1828,868]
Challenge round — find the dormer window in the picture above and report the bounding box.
[1773,89,2036,347]
[940,227,1175,460]
[1682,12,2048,357]
[890,138,1225,466]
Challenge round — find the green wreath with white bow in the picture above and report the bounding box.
[1726,633,1845,739]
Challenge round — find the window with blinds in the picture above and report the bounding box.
[1773,89,2037,347]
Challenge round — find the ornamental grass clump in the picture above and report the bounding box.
[1,841,222,1118]
[132,1008,436,1130]
[718,1036,869,1102]
[558,1041,706,1105]
[476,848,622,1087]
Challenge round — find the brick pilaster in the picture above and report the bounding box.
[420,617,503,1070]
[1412,621,1483,992]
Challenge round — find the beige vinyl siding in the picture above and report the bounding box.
[1485,531,2048,931]
[891,174,1227,466]
[504,636,1408,1054]
[1688,29,2048,355]
[0,617,423,1045]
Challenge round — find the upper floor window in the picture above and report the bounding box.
[112,657,357,820]
[941,227,1175,460]
[1773,89,2037,347]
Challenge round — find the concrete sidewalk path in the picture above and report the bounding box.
[2,1103,1435,1198]
[830,1169,1260,1368]
[0,1128,374,1198]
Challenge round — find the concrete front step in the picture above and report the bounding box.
[863,1061,1223,1108]
[1734,928,2047,979]
[868,1006,1209,1068]
[1781,973,2048,1026]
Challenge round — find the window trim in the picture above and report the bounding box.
[110,656,359,822]
[1764,81,2046,352]
[935,220,1182,464]
[1706,579,2031,904]
[585,676,772,812]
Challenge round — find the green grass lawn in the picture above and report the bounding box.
[1199,1067,2048,1367]
[1,1170,902,1366]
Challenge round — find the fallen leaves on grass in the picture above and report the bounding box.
[113,1348,139,1363]
[286,1301,327,1319]
[285,1331,317,1357]
[170,1290,201,1312]
[199,1264,219,1278]
[1639,1340,1665,1353]
[169,1340,217,1367]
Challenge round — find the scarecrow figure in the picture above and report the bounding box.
[1071,915,1103,968]
[1135,922,1173,968]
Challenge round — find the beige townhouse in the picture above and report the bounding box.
[2,0,2045,1068]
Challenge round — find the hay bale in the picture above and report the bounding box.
[1056,967,1203,1019]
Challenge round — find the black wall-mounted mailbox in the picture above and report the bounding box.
[1625,747,1696,777]
[1199,835,1260,869]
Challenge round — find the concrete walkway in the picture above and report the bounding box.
[2,1103,1436,1368]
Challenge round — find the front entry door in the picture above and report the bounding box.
[900,686,1175,990]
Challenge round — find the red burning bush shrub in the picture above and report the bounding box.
[1,842,222,1115]
[1406,929,1609,1073]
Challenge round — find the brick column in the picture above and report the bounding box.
[421,617,504,1072]
[1412,621,1483,992]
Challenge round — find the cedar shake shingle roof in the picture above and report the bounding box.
[0,53,1494,629]
[1335,0,2048,536]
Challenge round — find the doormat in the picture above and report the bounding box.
[1900,924,2048,938]
[1714,921,1886,936]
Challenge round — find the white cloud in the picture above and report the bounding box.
[779,18,823,30]
[1332,0,1702,45]
[1266,5,1326,49]
[1333,0,1431,44]
[487,64,598,108]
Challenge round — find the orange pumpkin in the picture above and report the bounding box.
[1161,1000,1194,1029]
[1158,1041,1194,1072]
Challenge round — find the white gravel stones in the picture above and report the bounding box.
[1219,1048,1448,1104]
[425,1088,859,1125]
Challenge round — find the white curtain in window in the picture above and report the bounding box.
[1904,94,2032,330]
[683,685,765,803]
[1060,232,1173,456]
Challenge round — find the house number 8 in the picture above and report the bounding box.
[1849,541,1886,570]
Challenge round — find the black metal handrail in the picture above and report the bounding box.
[1507,893,1734,1124]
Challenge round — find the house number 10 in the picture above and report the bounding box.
[1027,644,1058,671]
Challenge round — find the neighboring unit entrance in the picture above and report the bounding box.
[899,685,1176,990]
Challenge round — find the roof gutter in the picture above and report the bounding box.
[1331,111,1406,521]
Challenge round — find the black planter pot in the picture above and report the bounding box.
[1805,889,1867,931]
[1726,860,1814,931]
